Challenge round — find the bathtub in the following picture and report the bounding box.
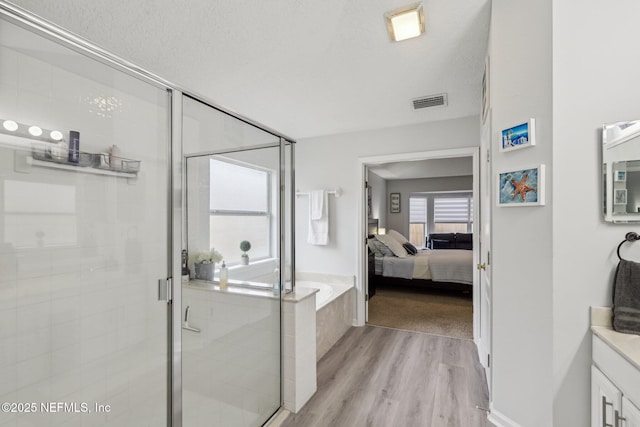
[294,274,355,361]
[295,280,352,311]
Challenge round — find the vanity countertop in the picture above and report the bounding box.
[591,306,640,371]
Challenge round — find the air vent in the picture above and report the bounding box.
[412,93,448,110]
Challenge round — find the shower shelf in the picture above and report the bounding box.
[14,150,139,180]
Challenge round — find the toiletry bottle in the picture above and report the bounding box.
[68,130,80,163]
[273,267,280,296]
[219,260,228,290]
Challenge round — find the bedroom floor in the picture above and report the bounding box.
[281,325,491,427]
[367,285,473,340]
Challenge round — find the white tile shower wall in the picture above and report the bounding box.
[282,295,316,413]
[0,21,169,427]
[181,286,281,427]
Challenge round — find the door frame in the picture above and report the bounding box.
[356,147,482,342]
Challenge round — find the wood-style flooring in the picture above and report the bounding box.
[282,325,490,427]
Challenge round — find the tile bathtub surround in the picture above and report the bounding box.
[294,272,355,362]
[316,288,354,361]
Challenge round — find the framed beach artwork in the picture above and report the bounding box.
[614,189,628,205]
[615,170,627,182]
[500,119,536,152]
[497,165,545,207]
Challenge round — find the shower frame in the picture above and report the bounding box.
[0,3,296,426]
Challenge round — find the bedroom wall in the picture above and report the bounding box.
[551,2,640,426]
[295,115,479,277]
[489,0,554,426]
[367,171,386,230]
[385,176,473,238]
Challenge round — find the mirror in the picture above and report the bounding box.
[603,119,640,222]
[186,146,280,287]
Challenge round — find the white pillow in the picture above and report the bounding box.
[386,229,409,244]
[376,233,408,258]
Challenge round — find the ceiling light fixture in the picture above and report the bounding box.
[385,3,425,42]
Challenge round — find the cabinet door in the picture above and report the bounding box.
[592,366,622,427]
[622,396,640,427]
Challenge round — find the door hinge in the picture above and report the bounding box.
[486,148,490,163]
[487,354,491,368]
[158,277,172,303]
[487,251,491,265]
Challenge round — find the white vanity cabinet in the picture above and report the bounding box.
[592,365,622,427]
[591,307,640,427]
[591,364,640,427]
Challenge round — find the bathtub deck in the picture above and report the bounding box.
[281,325,491,427]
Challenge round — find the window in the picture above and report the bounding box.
[209,159,272,264]
[433,195,473,233]
[409,191,474,245]
[409,196,427,247]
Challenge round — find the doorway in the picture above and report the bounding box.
[357,147,488,356]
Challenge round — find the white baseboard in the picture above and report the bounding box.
[488,405,523,427]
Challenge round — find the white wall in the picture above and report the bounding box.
[489,1,554,425]
[295,116,480,276]
[386,175,473,238]
[552,2,640,426]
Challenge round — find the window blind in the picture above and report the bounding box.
[434,197,473,223]
[409,197,427,223]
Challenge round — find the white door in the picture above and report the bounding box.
[364,167,370,322]
[592,366,622,427]
[623,396,640,427]
[478,109,493,392]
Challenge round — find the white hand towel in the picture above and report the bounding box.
[308,190,329,245]
[310,190,324,220]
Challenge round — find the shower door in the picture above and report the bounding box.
[0,14,171,427]
[181,97,286,426]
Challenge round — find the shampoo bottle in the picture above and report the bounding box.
[219,260,228,290]
[68,130,80,163]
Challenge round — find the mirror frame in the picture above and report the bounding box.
[603,119,640,223]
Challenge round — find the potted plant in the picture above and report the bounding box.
[240,240,251,265]
[192,248,222,281]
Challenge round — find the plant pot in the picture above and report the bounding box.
[194,262,214,281]
[241,253,249,265]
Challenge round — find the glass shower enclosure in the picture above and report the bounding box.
[180,96,294,426]
[0,5,295,427]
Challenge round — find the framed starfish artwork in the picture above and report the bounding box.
[497,165,545,206]
[500,119,536,152]
[614,189,628,205]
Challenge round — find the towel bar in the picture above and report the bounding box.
[296,189,341,197]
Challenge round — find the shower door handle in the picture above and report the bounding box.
[158,277,172,303]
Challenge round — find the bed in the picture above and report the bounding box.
[367,230,473,295]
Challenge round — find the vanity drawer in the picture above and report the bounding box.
[593,335,640,406]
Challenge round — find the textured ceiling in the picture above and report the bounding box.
[369,156,472,180]
[8,0,490,139]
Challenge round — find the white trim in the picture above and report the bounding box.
[356,147,480,334]
[488,405,523,427]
